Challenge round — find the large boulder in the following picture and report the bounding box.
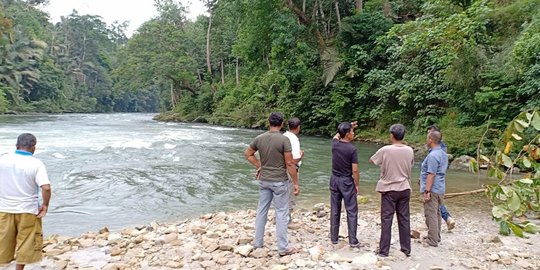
[449,155,473,171]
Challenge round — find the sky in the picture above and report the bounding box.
[39,0,207,36]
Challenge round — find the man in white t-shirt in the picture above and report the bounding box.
[0,133,51,270]
[283,117,304,222]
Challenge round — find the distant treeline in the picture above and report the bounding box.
[1,0,539,154]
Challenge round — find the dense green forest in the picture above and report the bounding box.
[1,0,539,154]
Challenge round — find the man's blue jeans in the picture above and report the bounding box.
[440,204,451,221]
[254,180,290,253]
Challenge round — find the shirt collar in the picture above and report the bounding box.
[429,146,442,152]
[15,150,33,156]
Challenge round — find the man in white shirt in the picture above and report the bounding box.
[283,117,304,222]
[0,133,51,270]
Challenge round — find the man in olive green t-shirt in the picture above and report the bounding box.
[244,112,299,256]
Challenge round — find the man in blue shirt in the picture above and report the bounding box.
[427,125,455,230]
[420,130,448,247]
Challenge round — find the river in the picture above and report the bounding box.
[0,113,494,236]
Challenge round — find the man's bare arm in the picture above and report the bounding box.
[285,151,300,195]
[37,184,51,218]
[352,163,359,193]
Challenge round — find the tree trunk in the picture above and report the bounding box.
[356,0,363,12]
[220,59,225,84]
[335,1,341,31]
[302,0,306,13]
[284,0,326,49]
[235,57,239,86]
[206,14,212,75]
[170,82,176,108]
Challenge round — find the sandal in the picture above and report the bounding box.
[278,247,299,256]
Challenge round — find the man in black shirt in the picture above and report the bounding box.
[330,121,360,248]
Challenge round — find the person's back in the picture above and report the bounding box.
[373,144,414,192]
[0,152,49,214]
[251,131,290,181]
[331,140,357,177]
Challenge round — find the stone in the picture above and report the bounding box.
[308,245,324,261]
[110,246,124,256]
[200,260,217,268]
[325,253,352,263]
[191,226,206,234]
[206,231,220,238]
[514,252,531,258]
[351,253,377,266]
[238,235,252,245]
[270,265,288,270]
[55,260,69,269]
[515,259,534,269]
[449,155,473,171]
[107,233,122,242]
[411,230,421,239]
[161,233,178,244]
[205,243,219,253]
[484,235,502,243]
[488,254,499,261]
[294,259,306,267]
[219,243,235,251]
[215,224,229,232]
[99,227,110,234]
[165,261,184,268]
[429,267,444,270]
[498,259,513,265]
[250,248,268,258]
[313,203,325,212]
[235,244,254,257]
[164,225,179,234]
[498,251,511,260]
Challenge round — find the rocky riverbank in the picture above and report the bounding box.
[15,203,540,270]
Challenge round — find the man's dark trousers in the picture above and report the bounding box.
[330,175,359,246]
[379,189,411,256]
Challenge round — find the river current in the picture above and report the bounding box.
[0,114,492,236]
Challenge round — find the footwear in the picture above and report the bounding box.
[377,252,389,257]
[278,247,299,256]
[350,242,362,248]
[422,238,438,247]
[446,217,456,230]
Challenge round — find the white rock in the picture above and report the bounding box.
[308,245,324,261]
[234,244,254,257]
[270,265,288,270]
[352,252,377,266]
[325,253,352,263]
[294,259,306,267]
[107,233,122,242]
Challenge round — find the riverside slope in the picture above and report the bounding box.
[16,204,540,270]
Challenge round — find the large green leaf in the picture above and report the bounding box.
[501,153,513,168]
[508,222,525,238]
[499,220,511,236]
[532,112,540,131]
[523,223,539,234]
[507,191,521,211]
[492,206,508,218]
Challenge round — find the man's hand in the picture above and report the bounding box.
[37,204,48,218]
[300,150,305,159]
[293,184,300,196]
[423,192,431,203]
[355,185,359,194]
[255,167,261,180]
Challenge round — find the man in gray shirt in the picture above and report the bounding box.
[244,112,299,256]
[420,131,448,247]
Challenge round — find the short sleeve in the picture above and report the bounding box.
[249,137,259,151]
[370,148,384,165]
[35,160,50,187]
[426,154,439,174]
[351,147,358,164]
[283,137,292,152]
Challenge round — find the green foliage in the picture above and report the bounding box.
[472,110,540,237]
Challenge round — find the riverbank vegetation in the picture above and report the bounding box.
[1,0,539,155]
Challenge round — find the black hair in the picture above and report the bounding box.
[338,122,352,138]
[427,124,440,132]
[268,112,284,127]
[288,117,301,130]
[428,130,442,144]
[389,124,406,141]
